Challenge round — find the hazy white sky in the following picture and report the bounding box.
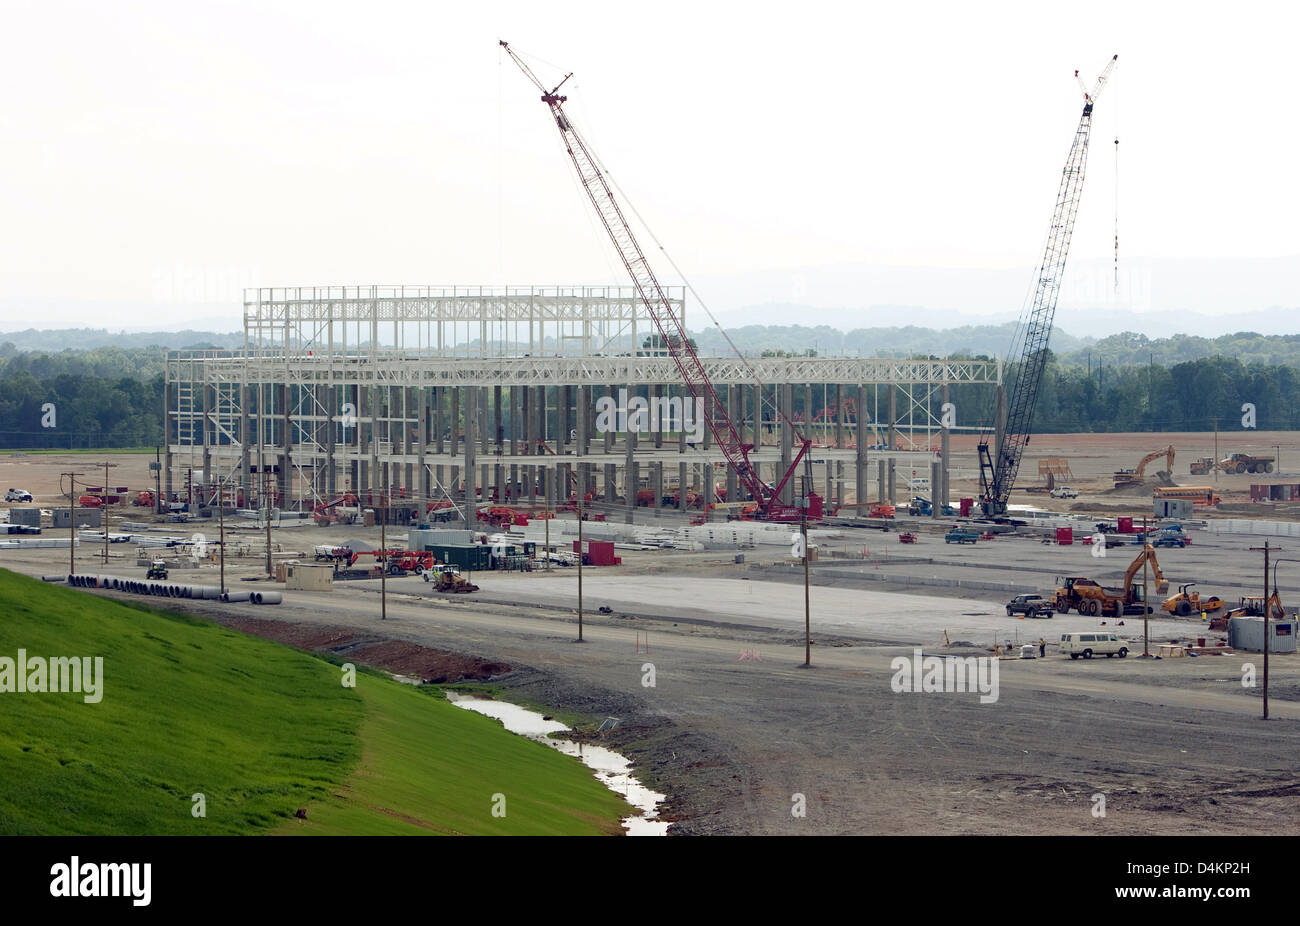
[2,0,1297,330]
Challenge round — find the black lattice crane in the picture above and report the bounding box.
[979,55,1117,518]
[500,41,814,521]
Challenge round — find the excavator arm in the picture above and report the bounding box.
[1123,543,1169,596]
[1134,446,1175,480]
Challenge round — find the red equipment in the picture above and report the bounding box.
[502,42,815,522]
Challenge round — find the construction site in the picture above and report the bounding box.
[159,285,995,529]
[3,44,1298,840]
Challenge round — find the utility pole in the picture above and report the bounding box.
[1250,543,1278,719]
[1142,517,1150,657]
[62,471,83,576]
[218,478,226,594]
[576,491,583,642]
[802,488,811,667]
[154,446,163,515]
[379,482,387,621]
[94,461,118,565]
[1213,417,1220,484]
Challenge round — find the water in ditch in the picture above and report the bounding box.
[446,691,669,836]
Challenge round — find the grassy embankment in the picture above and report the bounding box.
[0,570,627,835]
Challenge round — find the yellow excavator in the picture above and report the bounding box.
[1209,592,1284,631]
[1056,544,1170,617]
[1113,446,1175,488]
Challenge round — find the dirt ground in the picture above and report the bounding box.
[4,437,1300,836]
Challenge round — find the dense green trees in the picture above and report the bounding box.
[0,333,1297,450]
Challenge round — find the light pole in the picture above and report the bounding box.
[1265,557,1298,722]
[94,460,118,565]
[576,489,584,642]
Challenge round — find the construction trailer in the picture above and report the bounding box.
[1228,616,1298,653]
[1154,497,1194,519]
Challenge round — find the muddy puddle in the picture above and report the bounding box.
[446,691,669,835]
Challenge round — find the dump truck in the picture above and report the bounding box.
[1054,543,1169,617]
[1219,452,1275,475]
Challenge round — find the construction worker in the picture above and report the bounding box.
[1038,637,1046,659]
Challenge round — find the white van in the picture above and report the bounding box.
[1059,632,1129,659]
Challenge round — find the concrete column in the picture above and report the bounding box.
[940,382,951,512]
[604,463,616,505]
[726,386,738,503]
[558,385,570,456]
[434,388,444,454]
[535,386,546,453]
[835,461,844,511]
[416,388,427,519]
[651,462,663,515]
[624,410,637,523]
[930,461,941,520]
[462,388,476,530]
[164,377,176,502]
[279,383,291,506]
[856,384,867,509]
[835,384,844,450]
[780,384,793,505]
[604,385,615,454]
[577,385,589,456]
[521,386,531,455]
[701,387,711,450]
[679,461,688,511]
[509,386,519,456]
[888,456,896,505]
[238,381,250,504]
[200,380,211,503]
[450,388,459,458]
[751,384,762,450]
[888,384,898,451]
[877,459,886,506]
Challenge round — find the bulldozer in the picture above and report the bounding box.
[1162,583,1224,617]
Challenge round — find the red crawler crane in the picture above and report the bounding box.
[501,41,816,522]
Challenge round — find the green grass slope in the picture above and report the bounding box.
[0,570,629,835]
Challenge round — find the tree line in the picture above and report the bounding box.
[0,343,1296,451]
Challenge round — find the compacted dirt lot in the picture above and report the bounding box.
[4,435,1300,835]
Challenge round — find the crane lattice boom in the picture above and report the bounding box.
[979,55,1117,518]
[501,41,812,520]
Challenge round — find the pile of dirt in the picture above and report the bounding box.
[219,616,511,683]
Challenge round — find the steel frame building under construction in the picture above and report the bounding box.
[164,285,999,526]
